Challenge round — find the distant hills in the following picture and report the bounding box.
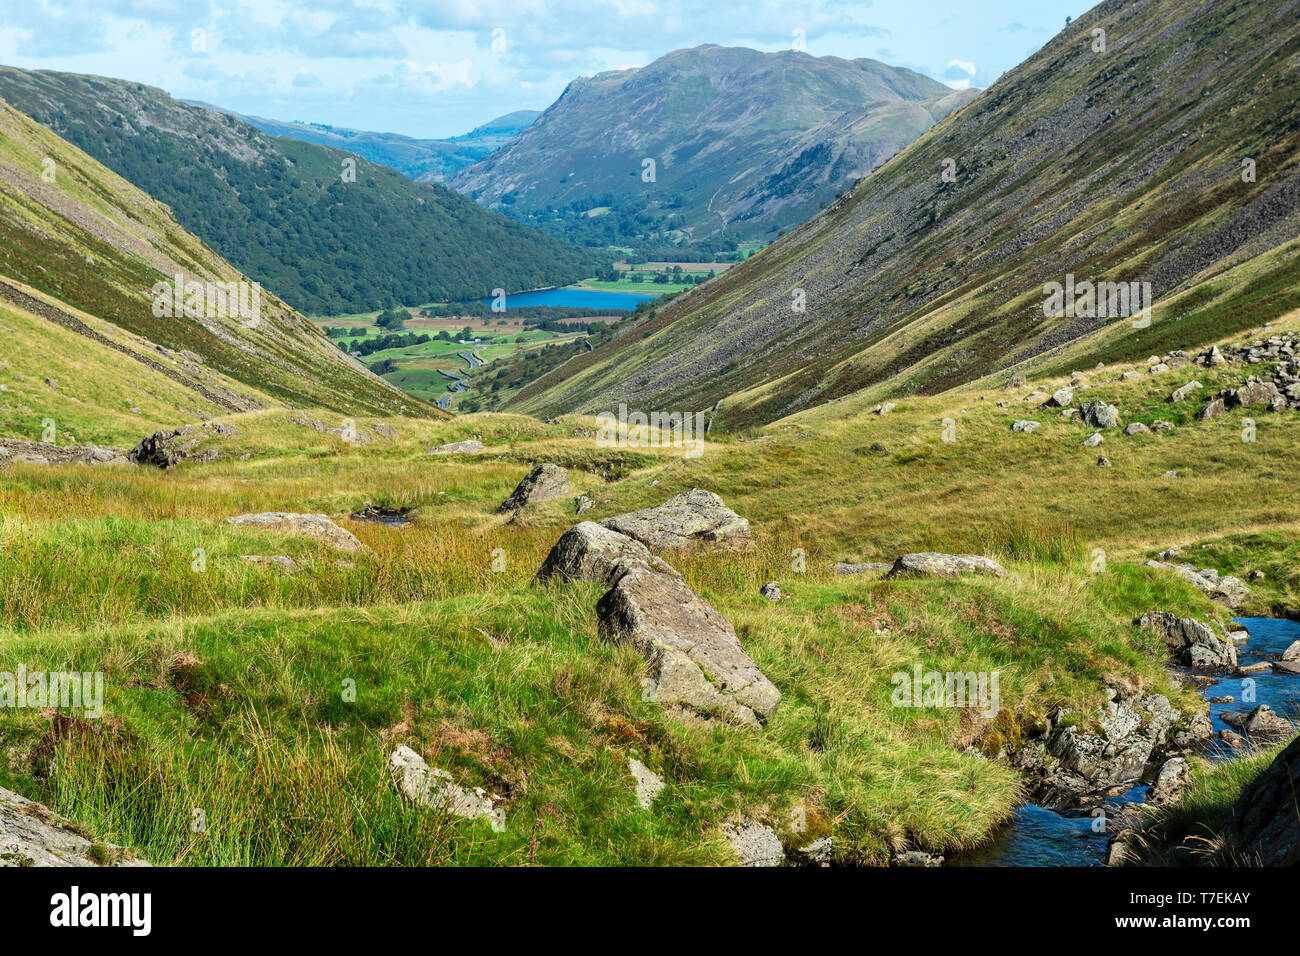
[509,0,1300,428]
[0,66,593,315]
[229,109,541,183]
[0,97,434,427]
[451,45,978,250]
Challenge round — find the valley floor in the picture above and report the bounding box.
[2,314,1299,865]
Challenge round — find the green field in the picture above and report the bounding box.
[310,311,584,408]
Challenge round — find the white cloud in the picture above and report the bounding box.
[0,0,1082,137]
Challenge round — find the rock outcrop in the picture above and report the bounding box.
[223,512,373,555]
[536,515,780,728]
[1010,694,1186,808]
[598,564,780,727]
[1138,612,1237,669]
[498,463,570,511]
[0,437,130,468]
[601,489,751,551]
[0,785,149,866]
[1142,561,1250,608]
[1146,756,1188,805]
[535,521,678,586]
[130,422,236,468]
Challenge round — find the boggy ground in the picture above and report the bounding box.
[1,316,1298,865]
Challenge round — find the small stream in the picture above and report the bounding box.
[953,617,1300,866]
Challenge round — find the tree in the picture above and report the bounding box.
[375,308,406,331]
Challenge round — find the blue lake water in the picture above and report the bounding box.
[475,288,655,311]
[952,616,1300,866]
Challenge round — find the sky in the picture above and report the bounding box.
[0,1,1090,139]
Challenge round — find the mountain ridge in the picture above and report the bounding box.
[0,66,596,314]
[508,0,1300,428]
[450,44,978,249]
[230,108,541,182]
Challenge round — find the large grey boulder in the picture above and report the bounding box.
[1041,387,1073,408]
[535,521,678,587]
[1081,401,1121,428]
[597,564,780,727]
[1138,611,1237,669]
[224,512,372,555]
[1142,561,1250,608]
[601,489,751,552]
[1225,381,1280,408]
[1221,705,1293,741]
[886,553,1007,579]
[498,463,570,512]
[0,785,149,867]
[1198,397,1226,420]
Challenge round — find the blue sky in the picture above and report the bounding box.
[1,1,1090,138]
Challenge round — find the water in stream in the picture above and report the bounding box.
[953,617,1300,866]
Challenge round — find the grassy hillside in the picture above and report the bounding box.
[0,66,599,314]
[2,311,1296,864]
[451,45,977,248]
[510,0,1300,428]
[0,99,434,421]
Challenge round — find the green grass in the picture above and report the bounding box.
[0,339,1295,865]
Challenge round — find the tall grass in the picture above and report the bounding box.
[39,715,468,866]
[982,518,1086,565]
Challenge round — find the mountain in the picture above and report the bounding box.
[231,109,541,183]
[0,67,595,315]
[450,45,978,248]
[508,0,1300,428]
[0,96,435,430]
[449,111,542,144]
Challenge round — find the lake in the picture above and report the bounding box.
[476,288,656,311]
